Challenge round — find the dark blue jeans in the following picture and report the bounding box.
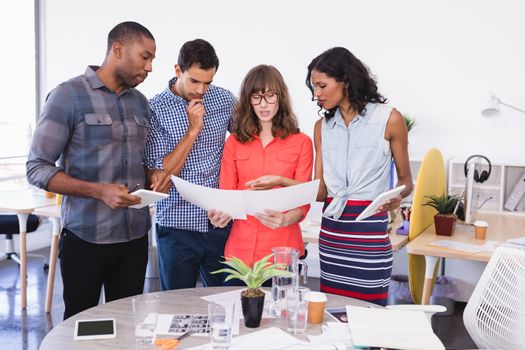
[156,223,230,290]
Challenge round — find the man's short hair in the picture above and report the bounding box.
[107,21,155,54]
[177,39,219,72]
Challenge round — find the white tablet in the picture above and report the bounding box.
[355,185,406,221]
[74,318,117,340]
[129,189,169,209]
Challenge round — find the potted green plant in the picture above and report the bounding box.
[424,192,461,236]
[403,114,416,133]
[212,254,292,328]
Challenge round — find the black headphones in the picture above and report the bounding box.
[464,155,492,183]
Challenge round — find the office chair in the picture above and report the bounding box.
[463,246,525,350]
[408,148,446,304]
[0,214,49,271]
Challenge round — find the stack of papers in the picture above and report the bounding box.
[346,305,445,350]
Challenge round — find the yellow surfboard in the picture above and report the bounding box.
[408,148,446,304]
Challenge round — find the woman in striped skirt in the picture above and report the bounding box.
[306,47,413,306]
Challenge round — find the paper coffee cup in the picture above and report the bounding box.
[474,220,488,240]
[305,292,327,324]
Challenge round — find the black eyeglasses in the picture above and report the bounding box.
[250,92,279,105]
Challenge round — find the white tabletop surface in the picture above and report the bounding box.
[40,286,376,349]
[0,187,55,213]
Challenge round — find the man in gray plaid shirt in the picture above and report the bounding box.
[27,21,156,319]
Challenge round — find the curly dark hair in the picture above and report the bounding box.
[305,47,387,120]
[233,65,299,143]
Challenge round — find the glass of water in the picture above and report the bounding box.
[271,274,293,317]
[208,301,235,349]
[132,294,159,344]
[286,287,310,334]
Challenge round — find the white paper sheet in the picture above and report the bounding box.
[128,189,169,209]
[428,239,500,254]
[244,180,320,216]
[171,176,319,220]
[185,327,309,350]
[200,288,273,320]
[171,176,246,219]
[307,322,354,349]
[346,305,445,350]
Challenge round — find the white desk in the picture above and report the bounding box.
[407,212,525,304]
[40,286,377,349]
[0,189,55,309]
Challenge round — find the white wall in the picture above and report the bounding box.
[42,0,525,162]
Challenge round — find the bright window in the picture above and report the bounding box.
[0,2,36,184]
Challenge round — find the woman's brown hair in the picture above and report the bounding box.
[233,65,299,143]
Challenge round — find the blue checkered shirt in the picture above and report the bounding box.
[144,78,236,232]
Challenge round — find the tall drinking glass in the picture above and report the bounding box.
[132,294,159,344]
[286,287,310,334]
[208,301,235,350]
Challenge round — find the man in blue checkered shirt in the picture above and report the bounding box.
[144,39,236,290]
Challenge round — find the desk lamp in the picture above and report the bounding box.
[481,92,525,117]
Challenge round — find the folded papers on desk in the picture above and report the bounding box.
[346,305,445,350]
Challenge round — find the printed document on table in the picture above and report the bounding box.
[171,176,319,220]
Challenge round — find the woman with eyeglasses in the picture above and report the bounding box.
[306,47,413,306]
[208,64,313,271]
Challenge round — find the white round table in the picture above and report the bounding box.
[40,286,377,349]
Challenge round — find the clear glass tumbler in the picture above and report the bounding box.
[132,294,159,344]
[208,301,235,349]
[286,287,310,334]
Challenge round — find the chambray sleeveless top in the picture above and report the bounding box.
[322,103,393,219]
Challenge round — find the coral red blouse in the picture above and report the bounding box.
[219,132,313,266]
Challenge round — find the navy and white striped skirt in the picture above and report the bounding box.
[319,199,393,306]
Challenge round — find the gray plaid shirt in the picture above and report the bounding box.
[27,66,151,243]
